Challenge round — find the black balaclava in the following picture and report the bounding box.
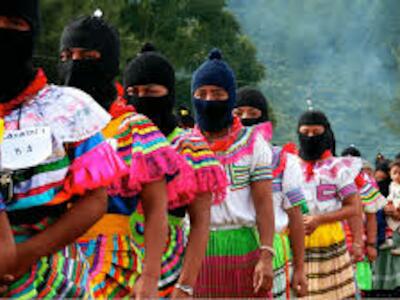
[235,86,269,126]
[298,110,335,161]
[59,15,120,110]
[341,145,361,157]
[124,43,177,136]
[0,1,39,102]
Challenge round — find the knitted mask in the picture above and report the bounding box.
[59,15,120,110]
[124,43,177,136]
[192,49,236,132]
[235,86,269,126]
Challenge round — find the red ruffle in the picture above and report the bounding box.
[54,142,128,204]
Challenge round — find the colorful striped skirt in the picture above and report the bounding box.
[373,230,400,290]
[79,214,143,299]
[273,232,293,299]
[194,226,269,298]
[1,243,91,299]
[304,222,356,300]
[130,212,187,298]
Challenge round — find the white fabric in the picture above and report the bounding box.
[301,156,362,216]
[387,181,400,231]
[210,133,273,229]
[274,152,305,232]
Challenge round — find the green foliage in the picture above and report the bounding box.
[37,0,265,109]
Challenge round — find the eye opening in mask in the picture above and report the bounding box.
[126,84,168,98]
[0,16,31,32]
[193,85,229,101]
[233,106,262,119]
[298,125,325,137]
[59,48,101,62]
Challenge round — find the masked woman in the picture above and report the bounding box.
[191,50,275,298]
[297,110,363,299]
[0,2,126,298]
[59,17,193,299]
[123,44,227,298]
[234,86,307,299]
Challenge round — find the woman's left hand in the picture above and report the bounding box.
[303,215,320,235]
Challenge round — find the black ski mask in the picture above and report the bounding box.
[298,110,336,161]
[0,0,39,102]
[59,15,120,110]
[124,43,177,136]
[236,86,269,126]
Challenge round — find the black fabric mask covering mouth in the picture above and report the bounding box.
[235,86,269,127]
[124,43,177,136]
[193,98,233,133]
[0,29,36,103]
[59,16,120,111]
[59,59,116,110]
[297,110,335,161]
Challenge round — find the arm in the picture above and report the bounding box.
[287,206,307,297]
[11,187,107,277]
[346,195,364,261]
[251,179,274,293]
[172,192,212,298]
[0,213,15,276]
[317,193,361,224]
[365,212,377,261]
[136,179,168,299]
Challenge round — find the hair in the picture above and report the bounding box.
[390,159,400,171]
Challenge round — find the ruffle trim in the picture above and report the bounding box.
[108,145,198,210]
[53,142,128,204]
[193,165,228,205]
[254,121,273,142]
[209,124,270,166]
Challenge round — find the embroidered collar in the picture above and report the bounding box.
[0,69,47,118]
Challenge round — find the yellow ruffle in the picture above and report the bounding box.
[305,222,345,249]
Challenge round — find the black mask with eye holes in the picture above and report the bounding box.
[124,43,177,136]
[235,86,269,127]
[59,16,120,110]
[298,110,336,161]
[0,0,39,103]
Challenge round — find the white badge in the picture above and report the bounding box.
[1,127,52,170]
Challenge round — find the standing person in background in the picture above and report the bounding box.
[123,44,227,298]
[341,146,383,295]
[177,105,195,129]
[191,49,275,298]
[0,1,126,298]
[297,110,363,299]
[59,16,186,299]
[233,86,307,299]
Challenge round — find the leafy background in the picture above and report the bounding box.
[37,0,400,161]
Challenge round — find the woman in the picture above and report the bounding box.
[297,110,362,299]
[123,44,227,298]
[191,49,275,298]
[234,86,307,298]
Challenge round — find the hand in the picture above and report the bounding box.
[0,274,14,294]
[303,215,320,235]
[291,269,308,297]
[253,255,273,294]
[171,287,192,299]
[351,243,364,262]
[366,245,377,262]
[8,244,38,280]
[384,203,395,215]
[134,274,159,300]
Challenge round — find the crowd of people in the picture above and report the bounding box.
[1,1,400,299]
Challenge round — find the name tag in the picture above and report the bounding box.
[1,127,52,170]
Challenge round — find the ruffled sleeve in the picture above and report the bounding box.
[52,132,128,205]
[356,171,385,213]
[41,86,111,143]
[282,153,308,212]
[169,129,228,206]
[336,157,362,200]
[108,113,194,209]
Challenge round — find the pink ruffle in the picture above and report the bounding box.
[109,146,198,210]
[254,122,273,142]
[58,142,128,201]
[193,166,228,205]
